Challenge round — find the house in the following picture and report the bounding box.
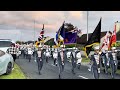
[45,31,120,46]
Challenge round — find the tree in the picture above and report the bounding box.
[64,23,77,32]
[16,41,21,44]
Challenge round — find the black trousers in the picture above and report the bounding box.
[101,55,108,74]
[54,58,57,65]
[46,57,49,63]
[37,57,43,72]
[92,67,99,79]
[110,60,118,79]
[28,54,32,62]
[71,59,76,74]
[11,54,17,62]
[58,63,64,79]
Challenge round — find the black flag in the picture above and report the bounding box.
[84,18,101,58]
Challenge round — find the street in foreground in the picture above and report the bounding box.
[16,57,120,79]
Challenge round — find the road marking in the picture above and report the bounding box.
[78,75,89,79]
[51,64,56,66]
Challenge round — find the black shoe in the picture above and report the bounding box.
[39,72,41,75]
[78,65,80,70]
[112,77,114,79]
[72,70,75,75]
[56,64,57,66]
[111,75,114,79]
[59,75,61,79]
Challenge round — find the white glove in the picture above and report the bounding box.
[107,62,109,66]
[98,68,100,73]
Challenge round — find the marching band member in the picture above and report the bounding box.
[58,45,65,79]
[71,48,77,74]
[100,48,109,74]
[27,45,33,62]
[76,49,82,70]
[36,46,43,75]
[53,48,58,66]
[45,47,51,63]
[90,45,101,79]
[108,47,118,79]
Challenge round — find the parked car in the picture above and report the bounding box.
[0,39,14,52]
[0,50,14,75]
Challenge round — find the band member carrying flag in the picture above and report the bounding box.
[54,21,66,79]
[84,18,101,79]
[108,22,118,79]
[84,18,101,58]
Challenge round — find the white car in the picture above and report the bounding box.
[0,50,14,75]
[0,39,14,52]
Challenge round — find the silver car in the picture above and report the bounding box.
[0,50,14,75]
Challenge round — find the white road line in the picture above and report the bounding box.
[49,63,89,79]
[51,64,55,66]
[78,75,89,79]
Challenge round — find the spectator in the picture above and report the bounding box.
[7,43,18,69]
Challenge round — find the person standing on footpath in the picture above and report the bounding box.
[7,43,18,69]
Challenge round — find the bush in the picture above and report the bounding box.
[116,42,120,47]
[65,44,76,48]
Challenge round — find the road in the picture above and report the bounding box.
[16,56,120,79]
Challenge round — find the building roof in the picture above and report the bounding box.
[45,31,120,46]
[77,31,107,45]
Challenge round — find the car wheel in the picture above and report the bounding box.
[6,62,12,75]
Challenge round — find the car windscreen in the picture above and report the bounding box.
[0,50,5,57]
[0,41,12,47]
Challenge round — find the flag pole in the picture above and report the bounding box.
[115,21,117,47]
[34,20,35,46]
[87,11,89,41]
[33,19,36,61]
[63,21,65,49]
[75,28,77,49]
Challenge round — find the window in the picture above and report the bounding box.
[0,50,5,57]
[0,41,12,47]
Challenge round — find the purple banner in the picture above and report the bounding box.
[64,32,77,44]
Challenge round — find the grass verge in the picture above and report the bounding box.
[82,58,90,63]
[0,63,26,79]
[107,68,120,75]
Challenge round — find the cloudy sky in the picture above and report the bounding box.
[0,11,120,41]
